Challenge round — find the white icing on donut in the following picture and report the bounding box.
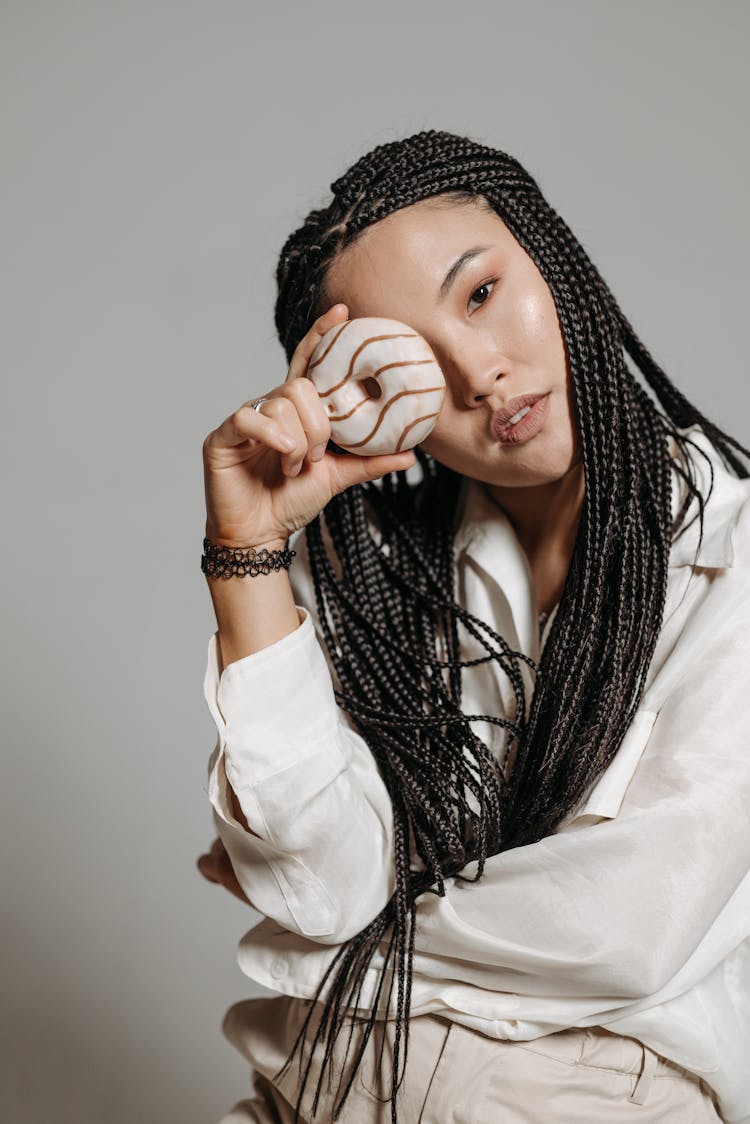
[306,317,446,455]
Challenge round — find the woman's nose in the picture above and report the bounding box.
[440,348,506,407]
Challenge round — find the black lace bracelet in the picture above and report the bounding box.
[200,536,296,579]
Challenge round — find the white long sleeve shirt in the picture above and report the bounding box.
[203,424,750,1123]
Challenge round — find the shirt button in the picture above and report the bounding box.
[270,958,287,979]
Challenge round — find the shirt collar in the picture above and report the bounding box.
[453,477,538,656]
[666,425,742,570]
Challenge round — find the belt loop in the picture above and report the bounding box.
[628,1042,658,1104]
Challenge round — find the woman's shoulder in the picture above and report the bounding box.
[668,424,750,581]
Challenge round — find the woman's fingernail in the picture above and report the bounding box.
[309,443,326,461]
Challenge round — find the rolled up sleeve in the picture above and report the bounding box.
[203,606,396,942]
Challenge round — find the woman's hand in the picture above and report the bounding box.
[202,303,416,548]
[196,837,251,906]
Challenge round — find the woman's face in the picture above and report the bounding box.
[323,195,582,492]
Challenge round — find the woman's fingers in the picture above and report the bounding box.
[208,384,331,476]
[205,399,297,458]
[286,303,349,384]
[254,395,311,476]
[280,377,332,466]
[329,449,417,495]
[196,853,220,883]
[196,839,251,905]
[206,304,346,467]
[281,304,351,463]
[196,840,221,881]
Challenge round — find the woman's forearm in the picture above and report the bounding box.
[204,534,301,672]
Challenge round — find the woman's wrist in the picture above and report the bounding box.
[205,559,300,668]
[204,522,289,552]
[201,524,300,665]
[201,535,295,581]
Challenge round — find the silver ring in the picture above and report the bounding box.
[250,396,270,412]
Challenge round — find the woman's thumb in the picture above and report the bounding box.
[328,449,417,494]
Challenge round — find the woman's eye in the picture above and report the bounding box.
[467,279,496,313]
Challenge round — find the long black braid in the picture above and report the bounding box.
[268,129,750,1122]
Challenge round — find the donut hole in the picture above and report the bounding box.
[361,376,383,400]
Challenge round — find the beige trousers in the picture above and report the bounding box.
[217,994,724,1123]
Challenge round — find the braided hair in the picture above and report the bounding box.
[269,129,750,1122]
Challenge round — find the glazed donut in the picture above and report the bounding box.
[306,317,446,455]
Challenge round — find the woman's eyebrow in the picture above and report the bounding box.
[438,245,493,300]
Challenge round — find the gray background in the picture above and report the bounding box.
[2,1,748,1121]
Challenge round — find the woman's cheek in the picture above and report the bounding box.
[511,289,552,347]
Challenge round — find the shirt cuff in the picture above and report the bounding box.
[203,605,308,740]
[204,606,355,786]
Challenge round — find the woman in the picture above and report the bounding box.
[198,130,750,1122]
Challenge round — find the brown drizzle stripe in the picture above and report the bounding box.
[345,386,445,449]
[368,358,436,381]
[396,411,441,452]
[328,400,366,424]
[307,320,352,370]
[315,333,421,396]
[327,364,440,422]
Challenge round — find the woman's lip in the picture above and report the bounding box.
[493,392,551,444]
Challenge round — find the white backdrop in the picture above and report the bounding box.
[2,2,748,1121]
